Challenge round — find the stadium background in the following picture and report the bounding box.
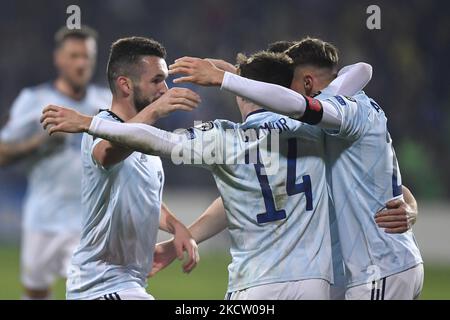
[0,0,449,299]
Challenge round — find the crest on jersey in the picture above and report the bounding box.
[194,121,214,131]
[139,153,147,162]
[344,95,356,102]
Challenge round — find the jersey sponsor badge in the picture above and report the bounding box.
[334,96,347,106]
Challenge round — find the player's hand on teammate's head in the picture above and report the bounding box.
[169,56,225,86]
[374,198,417,233]
[205,58,238,74]
[40,105,92,135]
[150,87,201,119]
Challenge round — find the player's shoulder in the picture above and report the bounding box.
[353,92,385,117]
[18,82,55,98]
[363,94,384,112]
[8,82,55,115]
[192,119,237,132]
[212,118,238,130]
[323,91,382,115]
[323,93,358,108]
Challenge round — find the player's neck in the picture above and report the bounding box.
[110,96,138,121]
[54,78,86,101]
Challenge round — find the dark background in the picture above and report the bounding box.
[0,0,449,200]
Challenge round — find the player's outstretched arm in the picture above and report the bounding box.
[41,88,201,165]
[89,88,201,168]
[170,57,371,129]
[150,197,227,277]
[41,106,178,158]
[88,117,186,158]
[325,62,373,96]
[40,87,200,131]
[43,108,195,160]
[217,63,372,129]
[157,203,199,274]
[374,185,418,233]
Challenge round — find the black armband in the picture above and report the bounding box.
[299,95,323,125]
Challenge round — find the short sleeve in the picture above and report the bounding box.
[1,89,41,143]
[323,95,369,141]
[86,111,123,171]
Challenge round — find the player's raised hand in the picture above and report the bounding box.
[375,199,417,233]
[150,87,201,119]
[40,105,92,135]
[169,57,225,86]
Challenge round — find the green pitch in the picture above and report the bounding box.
[0,246,449,300]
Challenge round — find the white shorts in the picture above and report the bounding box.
[97,287,155,300]
[330,282,346,300]
[21,230,80,289]
[345,264,424,300]
[227,279,330,300]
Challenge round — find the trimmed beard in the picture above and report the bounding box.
[133,85,152,112]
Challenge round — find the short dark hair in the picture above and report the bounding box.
[286,37,338,70]
[106,36,166,93]
[267,40,297,53]
[236,51,294,88]
[54,25,98,49]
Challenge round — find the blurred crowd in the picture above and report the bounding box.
[0,0,449,200]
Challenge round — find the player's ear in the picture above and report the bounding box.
[117,76,132,96]
[304,74,313,96]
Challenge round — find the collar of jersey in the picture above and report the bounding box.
[99,109,125,123]
[244,109,269,121]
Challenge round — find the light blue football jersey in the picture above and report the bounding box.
[0,83,111,232]
[180,110,332,293]
[66,110,165,300]
[321,91,423,288]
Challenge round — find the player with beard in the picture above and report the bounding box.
[58,36,201,300]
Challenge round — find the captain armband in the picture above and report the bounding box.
[298,95,324,125]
